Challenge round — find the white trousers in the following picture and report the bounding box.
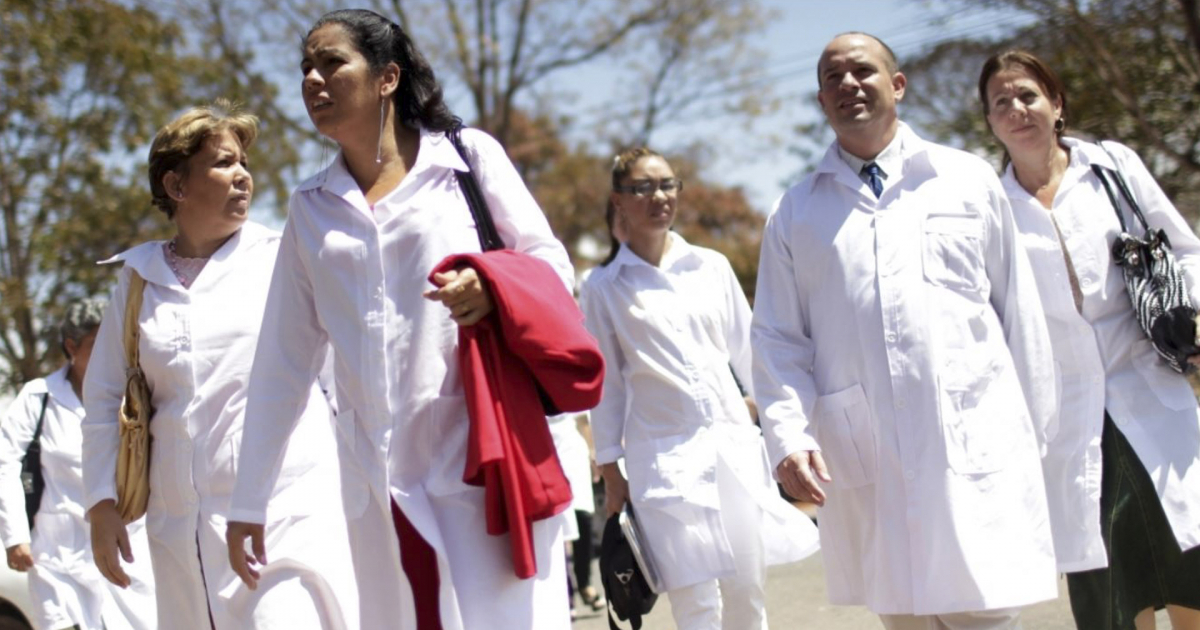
[666,456,768,630]
[879,607,1023,630]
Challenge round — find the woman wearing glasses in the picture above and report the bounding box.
[582,148,818,629]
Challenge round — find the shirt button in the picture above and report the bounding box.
[904,470,915,481]
[895,399,906,409]
[885,333,897,343]
[1081,278,1093,288]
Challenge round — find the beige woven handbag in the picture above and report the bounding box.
[115,270,152,522]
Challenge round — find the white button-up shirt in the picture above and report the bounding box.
[1002,138,1200,572]
[1,368,156,630]
[83,223,351,629]
[583,233,818,591]
[752,123,1058,615]
[231,127,572,629]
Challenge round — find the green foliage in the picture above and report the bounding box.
[0,0,300,393]
[902,0,1200,213]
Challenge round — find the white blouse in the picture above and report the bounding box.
[0,368,87,547]
[1002,138,1200,571]
[582,232,756,464]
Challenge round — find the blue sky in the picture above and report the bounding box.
[541,0,1032,212]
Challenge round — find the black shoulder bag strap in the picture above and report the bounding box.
[21,393,49,528]
[444,124,562,414]
[1090,142,1152,237]
[446,125,505,252]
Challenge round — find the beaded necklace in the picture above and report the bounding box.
[164,237,210,289]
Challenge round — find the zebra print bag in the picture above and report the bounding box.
[1091,150,1198,373]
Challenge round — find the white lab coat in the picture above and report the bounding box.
[547,413,594,541]
[1002,138,1200,572]
[0,369,155,630]
[582,233,819,592]
[82,222,358,629]
[230,128,574,630]
[752,124,1059,615]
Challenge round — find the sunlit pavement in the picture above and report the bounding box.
[571,550,1172,629]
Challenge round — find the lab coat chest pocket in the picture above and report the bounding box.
[813,384,876,489]
[922,211,986,293]
[939,357,1014,474]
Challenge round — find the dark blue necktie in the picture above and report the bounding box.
[862,162,883,199]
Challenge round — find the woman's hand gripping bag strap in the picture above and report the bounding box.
[1092,151,1200,373]
[115,270,153,522]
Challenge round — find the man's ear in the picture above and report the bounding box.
[892,72,907,103]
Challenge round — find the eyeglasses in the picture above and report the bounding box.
[615,179,684,197]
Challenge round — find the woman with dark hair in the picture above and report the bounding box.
[226,9,575,630]
[980,50,1200,630]
[582,147,818,629]
[0,299,156,630]
[84,100,356,629]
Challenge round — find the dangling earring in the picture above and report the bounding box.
[376,98,386,164]
[1054,117,1065,133]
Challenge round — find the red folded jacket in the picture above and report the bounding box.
[430,250,605,579]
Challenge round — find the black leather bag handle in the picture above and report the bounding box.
[446,125,505,252]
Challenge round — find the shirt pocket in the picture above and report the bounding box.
[922,212,986,293]
[938,357,1015,474]
[813,384,876,489]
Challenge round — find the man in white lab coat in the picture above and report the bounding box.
[752,33,1060,630]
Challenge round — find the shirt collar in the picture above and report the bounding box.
[1001,136,1113,203]
[295,126,470,196]
[837,128,905,180]
[44,366,82,415]
[610,231,699,271]
[816,122,930,190]
[97,221,274,287]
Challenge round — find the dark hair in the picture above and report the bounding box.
[600,200,621,267]
[602,147,668,266]
[978,50,1069,166]
[817,32,899,88]
[308,9,459,132]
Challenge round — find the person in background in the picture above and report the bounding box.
[83,100,357,628]
[752,33,1059,630]
[584,147,818,630]
[547,410,604,620]
[0,299,156,630]
[979,49,1200,630]
[225,9,575,630]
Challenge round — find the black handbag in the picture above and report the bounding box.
[1091,147,1199,373]
[20,393,49,529]
[599,507,658,630]
[444,124,561,414]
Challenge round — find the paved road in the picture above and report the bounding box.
[572,551,1170,629]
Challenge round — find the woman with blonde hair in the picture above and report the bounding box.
[83,99,357,628]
